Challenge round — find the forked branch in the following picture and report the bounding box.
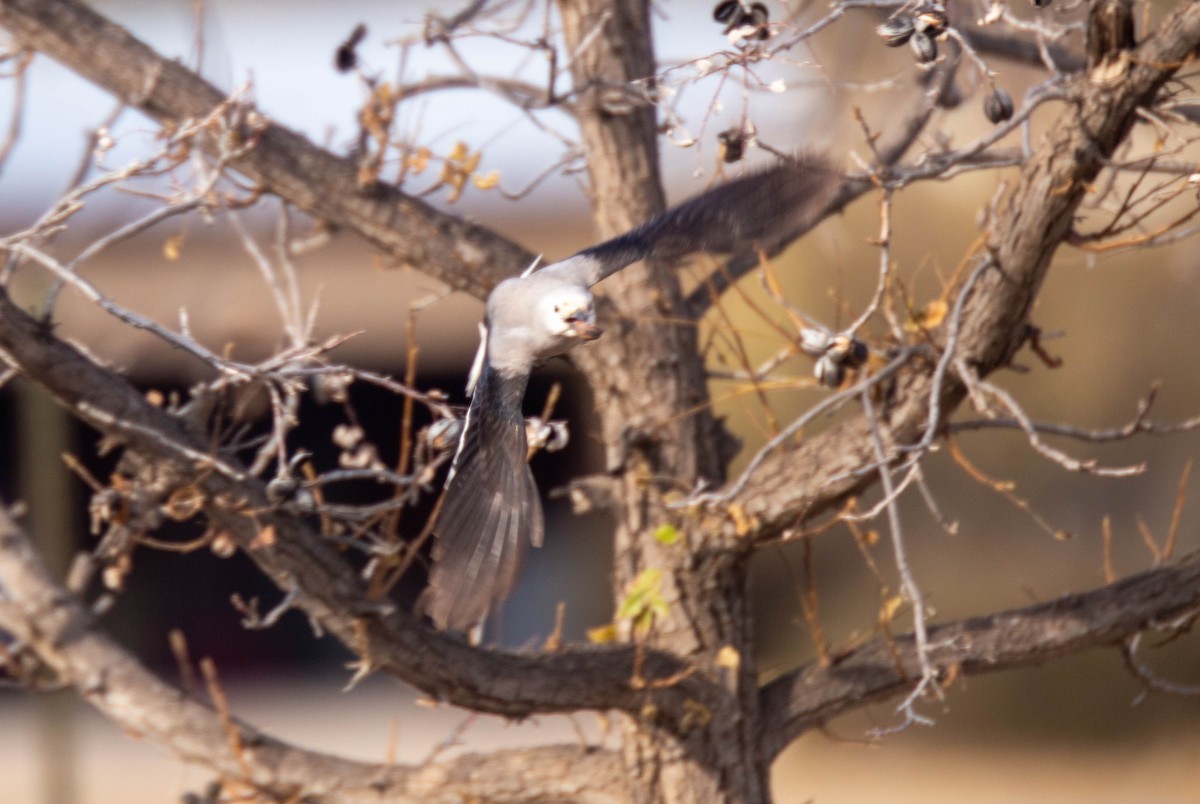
[759,546,1200,760]
[0,504,622,803]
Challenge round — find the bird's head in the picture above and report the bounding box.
[543,286,602,342]
[485,275,603,373]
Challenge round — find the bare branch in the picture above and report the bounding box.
[861,388,938,732]
[760,547,1200,761]
[1122,631,1200,699]
[0,0,535,300]
[727,2,1200,538]
[0,48,30,179]
[683,44,962,315]
[0,285,728,741]
[954,358,1146,477]
[948,383,1200,443]
[0,502,623,803]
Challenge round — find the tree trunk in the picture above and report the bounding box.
[555,2,766,801]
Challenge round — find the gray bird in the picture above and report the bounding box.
[424,154,839,632]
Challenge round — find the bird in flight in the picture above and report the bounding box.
[424,154,839,632]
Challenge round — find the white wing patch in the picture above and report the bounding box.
[465,321,487,397]
[520,254,544,278]
[444,382,476,484]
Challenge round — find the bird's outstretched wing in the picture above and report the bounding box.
[424,364,544,632]
[546,153,840,287]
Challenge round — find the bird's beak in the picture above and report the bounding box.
[570,319,603,340]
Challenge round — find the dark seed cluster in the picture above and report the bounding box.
[909,30,938,64]
[800,329,870,389]
[713,1,771,41]
[875,5,948,66]
[876,16,915,47]
[877,6,1017,123]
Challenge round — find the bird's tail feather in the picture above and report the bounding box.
[423,368,543,632]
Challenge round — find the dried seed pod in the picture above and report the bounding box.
[718,127,747,163]
[266,475,300,504]
[914,5,949,38]
[334,23,367,73]
[713,0,741,24]
[210,532,237,559]
[287,489,317,516]
[162,484,205,522]
[103,556,131,591]
[746,2,771,40]
[877,16,916,47]
[829,335,869,368]
[846,339,869,368]
[799,327,834,356]
[909,31,938,64]
[426,418,464,452]
[983,87,1014,123]
[814,355,845,388]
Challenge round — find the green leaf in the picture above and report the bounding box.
[587,624,617,644]
[617,568,661,621]
[653,524,681,545]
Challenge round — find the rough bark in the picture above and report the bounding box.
[727,1,1200,537]
[555,1,765,801]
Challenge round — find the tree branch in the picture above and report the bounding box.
[0,0,726,732]
[683,43,961,315]
[727,2,1200,537]
[759,547,1200,760]
[0,503,623,803]
[0,286,733,742]
[0,0,532,301]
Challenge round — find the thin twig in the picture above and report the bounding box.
[861,388,938,733]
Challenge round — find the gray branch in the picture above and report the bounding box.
[759,547,1200,760]
[0,0,533,301]
[0,504,623,803]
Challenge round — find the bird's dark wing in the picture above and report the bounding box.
[546,153,839,287]
[423,364,544,632]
